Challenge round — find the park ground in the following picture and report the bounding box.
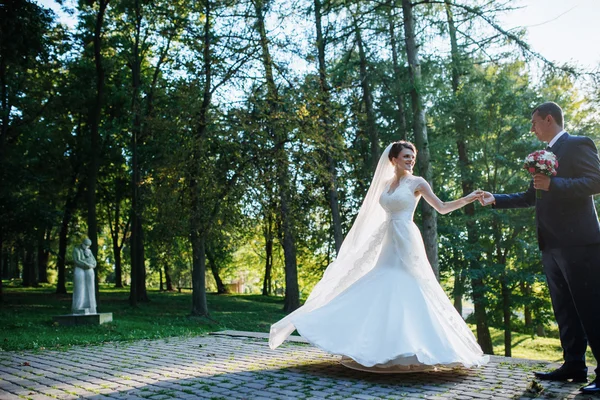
[0,283,597,399]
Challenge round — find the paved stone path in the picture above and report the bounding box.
[0,331,596,400]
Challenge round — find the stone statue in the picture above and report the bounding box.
[72,238,97,314]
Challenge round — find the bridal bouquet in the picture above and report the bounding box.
[523,150,558,199]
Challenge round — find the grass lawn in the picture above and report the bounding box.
[0,282,287,352]
[0,280,594,365]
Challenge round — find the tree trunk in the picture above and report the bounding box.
[188,0,213,317]
[387,0,408,140]
[1,247,7,279]
[522,282,533,329]
[254,0,299,312]
[0,49,7,161]
[191,231,209,315]
[22,244,37,287]
[472,283,494,354]
[501,278,511,357]
[37,234,49,284]
[88,0,109,309]
[314,0,342,253]
[354,18,379,174]
[0,236,3,303]
[444,0,493,351]
[113,235,123,288]
[401,0,438,278]
[111,188,124,288]
[13,249,20,280]
[207,249,227,294]
[452,267,465,316]
[128,0,148,305]
[164,263,173,291]
[56,181,78,294]
[262,212,273,296]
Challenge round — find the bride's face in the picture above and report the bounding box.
[392,148,416,174]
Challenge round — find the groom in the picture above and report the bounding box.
[481,102,600,393]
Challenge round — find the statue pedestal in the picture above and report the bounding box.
[53,312,113,326]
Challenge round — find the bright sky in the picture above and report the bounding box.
[37,0,599,71]
[498,0,600,70]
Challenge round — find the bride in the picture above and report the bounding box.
[269,141,489,372]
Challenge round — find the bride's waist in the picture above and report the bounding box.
[386,211,413,220]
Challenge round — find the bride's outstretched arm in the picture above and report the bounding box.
[415,177,482,215]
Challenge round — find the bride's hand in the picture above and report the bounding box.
[466,190,484,204]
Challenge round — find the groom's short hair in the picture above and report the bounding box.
[533,102,564,128]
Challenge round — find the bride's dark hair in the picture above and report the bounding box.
[388,141,417,162]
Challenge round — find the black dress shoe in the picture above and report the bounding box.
[581,379,600,394]
[534,365,588,382]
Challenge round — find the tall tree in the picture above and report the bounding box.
[253,0,299,312]
[127,0,148,306]
[85,0,110,308]
[313,0,343,253]
[352,11,379,174]
[401,0,438,277]
[386,0,408,141]
[444,0,493,353]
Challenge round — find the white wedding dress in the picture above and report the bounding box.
[270,169,488,372]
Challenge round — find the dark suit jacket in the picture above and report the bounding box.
[494,133,600,250]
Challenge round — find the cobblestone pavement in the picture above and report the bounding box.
[0,331,597,400]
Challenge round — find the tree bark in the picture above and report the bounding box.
[22,244,37,287]
[113,217,123,288]
[452,267,465,316]
[0,236,3,303]
[444,0,493,352]
[314,0,342,253]
[353,17,379,174]
[401,0,438,277]
[129,0,148,305]
[56,177,80,294]
[0,48,7,161]
[190,231,208,315]
[262,211,273,296]
[37,229,50,284]
[206,248,228,294]
[254,0,299,312]
[164,263,173,291]
[188,0,214,317]
[522,281,533,329]
[107,180,129,289]
[501,278,511,357]
[387,0,408,140]
[88,0,109,308]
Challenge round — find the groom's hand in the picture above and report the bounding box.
[533,173,551,191]
[479,191,495,206]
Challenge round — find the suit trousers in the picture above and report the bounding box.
[542,244,600,372]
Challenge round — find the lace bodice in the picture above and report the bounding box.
[379,176,421,221]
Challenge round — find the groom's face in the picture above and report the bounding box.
[530,111,552,142]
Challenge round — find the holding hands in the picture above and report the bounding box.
[466,189,485,204]
[478,191,495,206]
[477,172,551,207]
